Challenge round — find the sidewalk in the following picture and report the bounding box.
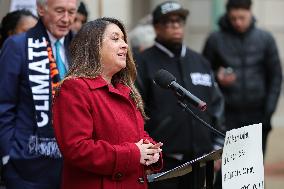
[264,127,284,189]
[265,95,284,189]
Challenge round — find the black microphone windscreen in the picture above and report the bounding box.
[154,69,176,88]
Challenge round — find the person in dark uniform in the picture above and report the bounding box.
[136,1,225,189]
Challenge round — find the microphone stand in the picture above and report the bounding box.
[177,100,225,139]
[163,99,225,188]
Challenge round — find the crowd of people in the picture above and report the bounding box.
[0,0,282,189]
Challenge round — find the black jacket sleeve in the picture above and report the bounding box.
[264,33,282,118]
[202,33,221,71]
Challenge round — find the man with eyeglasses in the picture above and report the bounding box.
[136,1,225,189]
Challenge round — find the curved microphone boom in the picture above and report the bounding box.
[154,69,207,111]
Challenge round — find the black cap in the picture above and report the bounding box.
[152,1,189,25]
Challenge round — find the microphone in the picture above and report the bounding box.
[154,69,207,111]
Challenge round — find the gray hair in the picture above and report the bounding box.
[36,0,47,6]
[36,0,80,8]
[129,25,155,50]
[129,14,155,51]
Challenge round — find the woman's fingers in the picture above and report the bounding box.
[145,153,160,165]
[136,139,162,165]
[151,142,163,149]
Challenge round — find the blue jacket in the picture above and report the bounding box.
[0,30,71,182]
[0,33,34,160]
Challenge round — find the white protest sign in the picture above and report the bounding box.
[10,0,37,15]
[222,124,264,189]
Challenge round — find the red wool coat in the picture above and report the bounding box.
[52,76,162,189]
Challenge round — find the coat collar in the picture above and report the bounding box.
[154,41,186,58]
[82,76,131,98]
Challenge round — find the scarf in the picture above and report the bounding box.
[26,20,63,158]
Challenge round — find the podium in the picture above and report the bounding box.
[147,149,223,189]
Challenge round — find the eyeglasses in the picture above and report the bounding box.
[160,18,186,27]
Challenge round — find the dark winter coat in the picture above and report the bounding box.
[136,42,224,157]
[203,16,282,121]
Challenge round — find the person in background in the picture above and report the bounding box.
[52,17,163,189]
[129,14,155,66]
[71,1,88,34]
[203,0,282,157]
[136,1,224,189]
[129,14,156,55]
[0,0,77,188]
[203,1,282,188]
[130,24,155,56]
[0,9,38,49]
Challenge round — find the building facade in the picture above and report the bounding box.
[1,0,284,62]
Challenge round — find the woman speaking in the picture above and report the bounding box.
[52,17,163,189]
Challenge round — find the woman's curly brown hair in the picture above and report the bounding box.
[66,17,147,118]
